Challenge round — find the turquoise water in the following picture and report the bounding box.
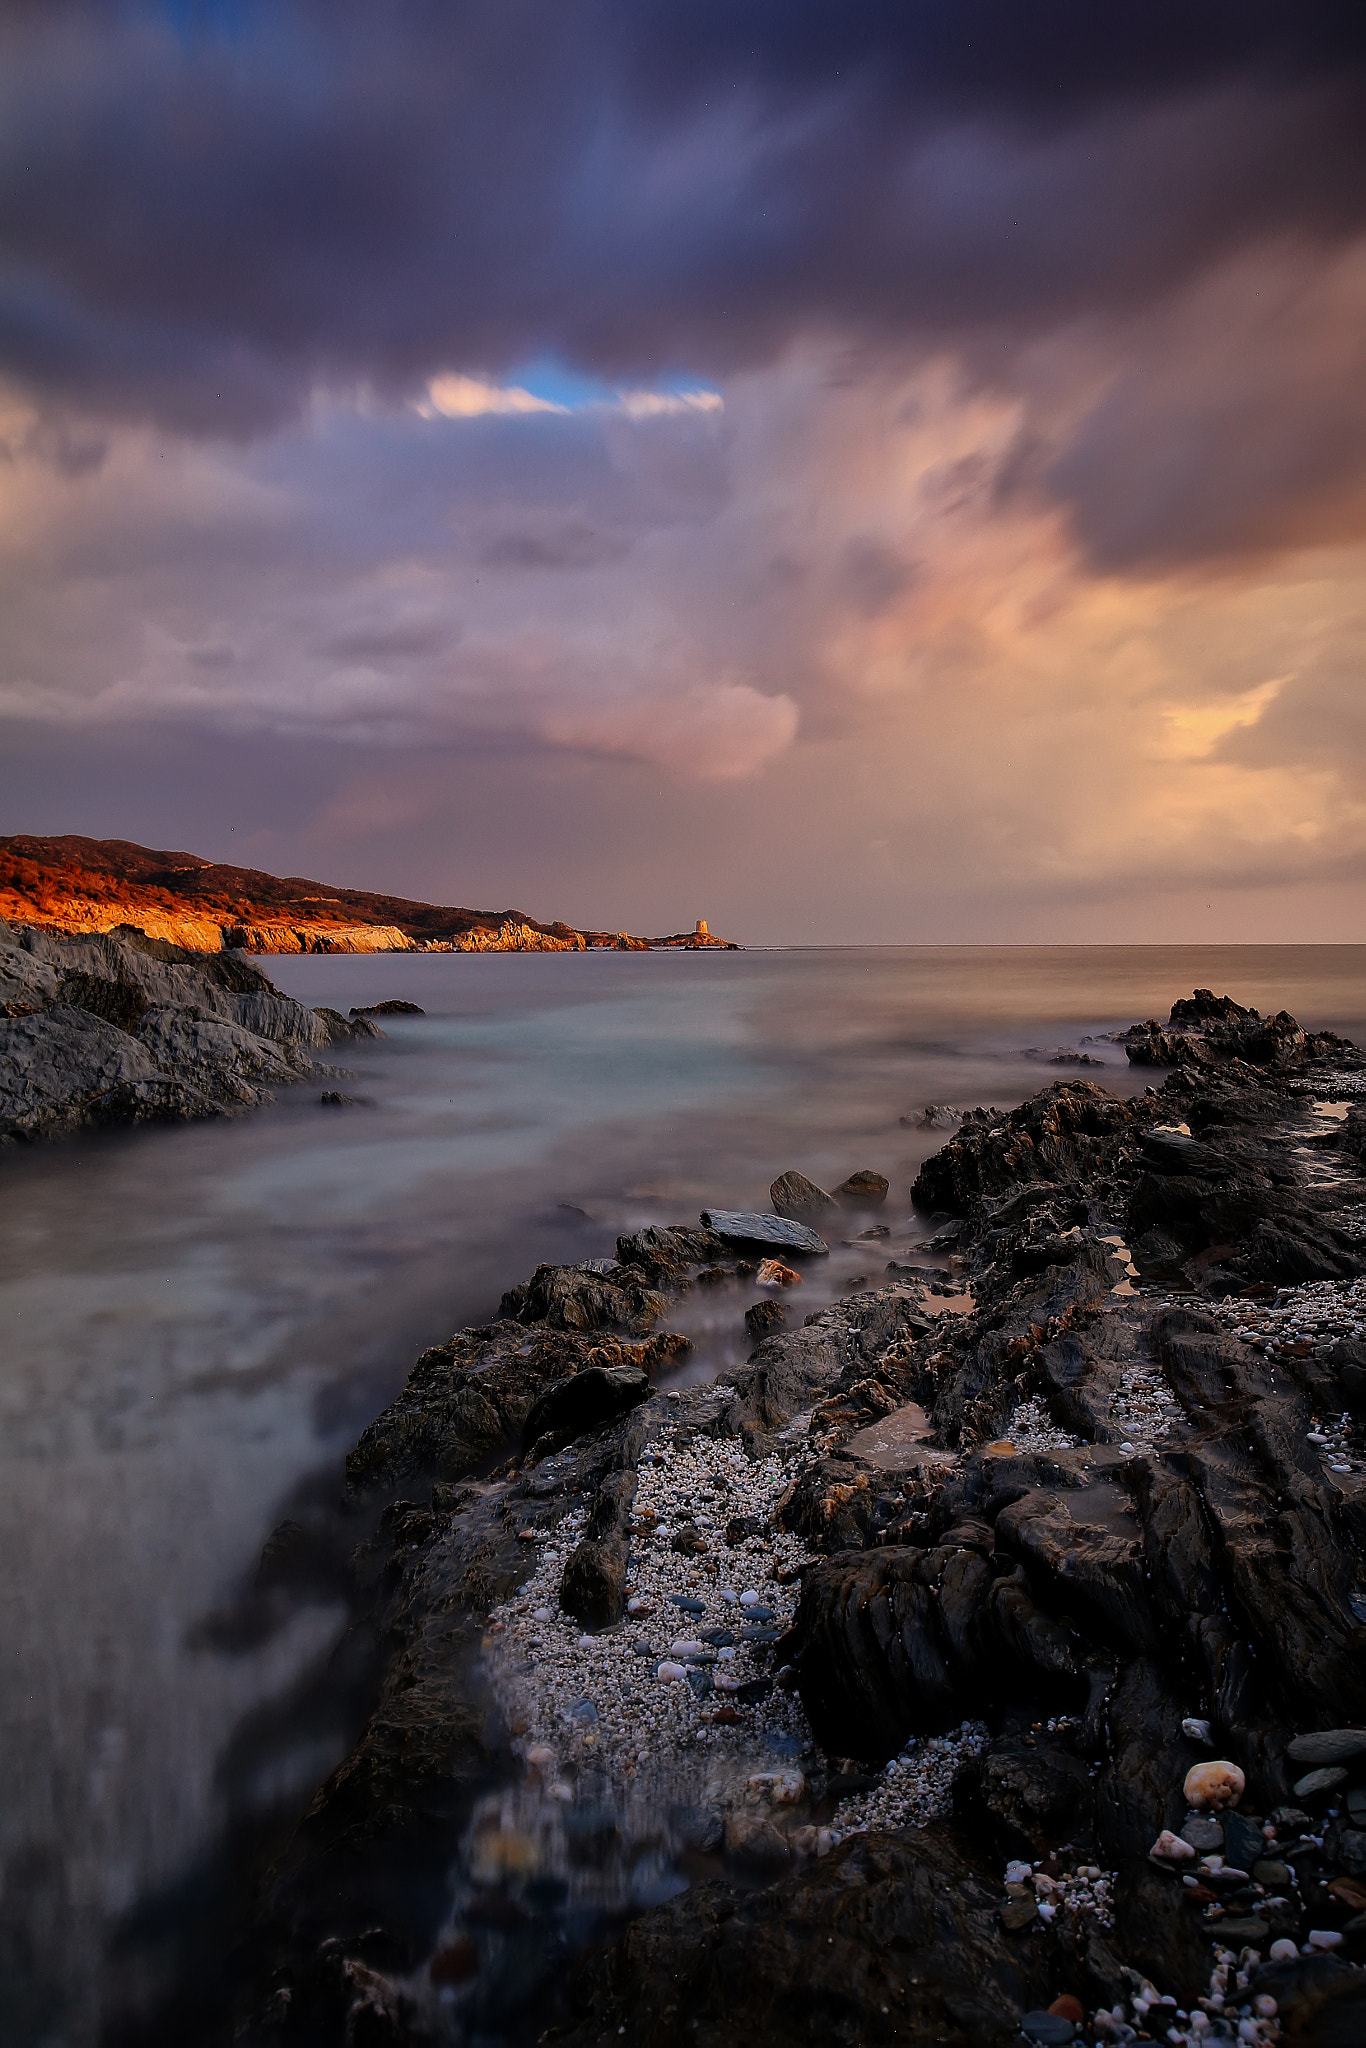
[2,945,1364,2042]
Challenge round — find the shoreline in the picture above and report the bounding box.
[215,989,1366,2047]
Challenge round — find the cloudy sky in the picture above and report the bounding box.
[2,2,1366,941]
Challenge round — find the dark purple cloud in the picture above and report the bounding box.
[2,2,1365,438]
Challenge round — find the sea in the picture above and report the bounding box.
[3,945,1365,2044]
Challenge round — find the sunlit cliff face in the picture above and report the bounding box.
[2,5,1366,940]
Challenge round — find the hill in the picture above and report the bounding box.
[0,836,737,954]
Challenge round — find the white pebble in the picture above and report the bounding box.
[656,1661,686,1683]
[1306,1929,1343,1950]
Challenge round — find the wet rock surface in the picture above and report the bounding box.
[227,993,1366,2047]
[0,919,380,1141]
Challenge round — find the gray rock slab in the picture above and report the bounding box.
[1287,1728,1366,1766]
[699,1208,828,1256]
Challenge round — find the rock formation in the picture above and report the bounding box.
[190,994,1366,2042]
[0,921,380,1142]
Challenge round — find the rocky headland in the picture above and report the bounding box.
[0,920,383,1143]
[0,835,739,954]
[215,990,1366,2048]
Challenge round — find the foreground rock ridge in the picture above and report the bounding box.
[0,920,383,1142]
[222,991,1366,2048]
[0,834,740,953]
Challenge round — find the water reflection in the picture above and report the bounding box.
[1,945,1363,2042]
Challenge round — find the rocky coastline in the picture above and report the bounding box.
[0,835,740,954]
[0,920,384,1143]
[150,996,1366,2042]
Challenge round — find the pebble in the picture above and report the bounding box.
[1183,1717,1214,1746]
[1184,1761,1246,1811]
[1291,1766,1347,1799]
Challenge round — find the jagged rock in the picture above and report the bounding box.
[615,1223,729,1287]
[344,1328,680,1496]
[499,1262,670,1332]
[911,1081,1136,1215]
[770,1170,837,1221]
[0,919,378,1142]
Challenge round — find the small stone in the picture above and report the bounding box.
[1004,1860,1033,1885]
[1183,1716,1214,1746]
[1328,1875,1366,1911]
[1048,1998,1086,2027]
[1307,1928,1344,1949]
[755,1257,801,1288]
[1020,2009,1074,2044]
[1000,1897,1038,1931]
[669,1594,706,1613]
[567,1697,598,1725]
[1292,1766,1348,1800]
[1252,1861,1291,1888]
[625,1597,652,1616]
[657,1661,686,1682]
[1184,1761,1246,1810]
[1286,1728,1366,1766]
[1216,1917,1269,1943]
[1268,1939,1299,1961]
[1151,1831,1197,1864]
[740,1589,761,1606]
[1181,1814,1225,1852]
[1267,1806,1313,1833]
[1222,1812,1264,1871]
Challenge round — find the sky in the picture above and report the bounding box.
[2,3,1366,942]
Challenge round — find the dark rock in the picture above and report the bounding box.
[500,1262,671,1333]
[350,1000,424,1015]
[770,1170,838,1221]
[1248,1954,1366,2048]
[613,1224,729,1287]
[1020,2012,1074,2045]
[1223,1810,1265,1872]
[955,1738,1095,1858]
[670,1524,708,1555]
[745,1298,788,1342]
[560,1536,628,1629]
[700,1207,829,1257]
[911,1081,1135,1214]
[345,1326,681,1497]
[559,1829,1050,2048]
[833,1170,890,1207]
[522,1365,651,1448]
[56,969,150,1031]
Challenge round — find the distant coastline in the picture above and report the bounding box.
[0,834,740,955]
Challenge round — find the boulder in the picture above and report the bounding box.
[833,1170,889,1207]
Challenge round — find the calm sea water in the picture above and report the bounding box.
[3,945,1365,2043]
